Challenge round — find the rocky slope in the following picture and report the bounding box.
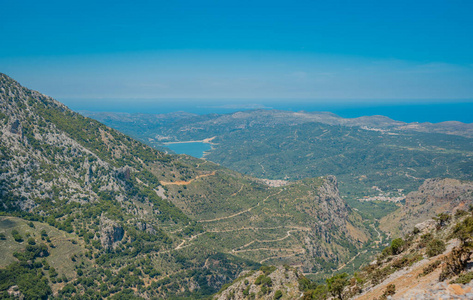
[0,73,371,299]
[354,212,473,300]
[380,178,473,236]
[215,176,473,300]
[214,266,303,300]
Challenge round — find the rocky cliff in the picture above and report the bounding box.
[380,178,473,235]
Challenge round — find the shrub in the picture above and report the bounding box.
[11,230,23,242]
[418,233,433,248]
[327,273,349,300]
[426,239,446,257]
[390,238,405,255]
[378,284,396,299]
[455,209,468,218]
[274,290,283,299]
[451,271,473,284]
[420,260,442,276]
[434,213,451,229]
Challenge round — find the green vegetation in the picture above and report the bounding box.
[0,261,52,299]
[345,199,399,220]
[426,239,446,257]
[0,74,373,298]
[326,273,349,300]
[381,238,405,257]
[93,110,473,205]
[451,271,473,284]
[11,229,23,242]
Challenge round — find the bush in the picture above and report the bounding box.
[426,239,446,257]
[421,260,441,276]
[391,238,405,255]
[434,213,451,229]
[274,290,283,299]
[451,271,473,284]
[455,209,469,218]
[418,233,433,248]
[11,229,23,242]
[327,273,349,300]
[378,284,396,299]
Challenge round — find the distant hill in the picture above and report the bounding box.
[82,109,473,140]
[0,73,374,298]
[83,109,473,205]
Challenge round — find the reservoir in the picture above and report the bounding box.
[165,142,212,158]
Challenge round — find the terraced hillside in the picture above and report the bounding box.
[0,73,374,299]
[216,200,473,299]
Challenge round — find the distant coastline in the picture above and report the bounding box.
[163,136,217,145]
[69,101,473,124]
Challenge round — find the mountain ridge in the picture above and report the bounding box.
[0,73,373,298]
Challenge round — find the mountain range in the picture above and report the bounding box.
[1,74,371,299]
[1,73,473,299]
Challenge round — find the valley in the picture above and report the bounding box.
[84,110,473,207]
[0,74,376,299]
[1,73,472,299]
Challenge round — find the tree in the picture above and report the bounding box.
[434,213,451,229]
[326,273,349,300]
[390,238,405,255]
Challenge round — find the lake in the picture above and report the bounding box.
[165,142,212,158]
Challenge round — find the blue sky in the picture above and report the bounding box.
[1,0,472,103]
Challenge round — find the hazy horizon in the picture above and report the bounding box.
[73,99,473,124]
[1,0,472,104]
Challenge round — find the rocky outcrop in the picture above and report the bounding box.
[214,266,303,300]
[402,281,473,299]
[316,175,349,228]
[405,178,473,210]
[100,215,124,250]
[380,178,473,235]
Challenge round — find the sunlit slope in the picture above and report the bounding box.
[0,73,373,298]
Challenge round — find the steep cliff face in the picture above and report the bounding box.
[312,175,349,229]
[380,178,473,235]
[405,178,473,211]
[100,215,125,250]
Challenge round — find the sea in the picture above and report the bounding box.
[66,99,473,124]
[165,142,212,158]
[67,99,473,158]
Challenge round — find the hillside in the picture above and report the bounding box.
[82,110,473,205]
[217,209,473,299]
[380,178,473,236]
[0,73,374,299]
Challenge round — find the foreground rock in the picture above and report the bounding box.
[214,266,303,300]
